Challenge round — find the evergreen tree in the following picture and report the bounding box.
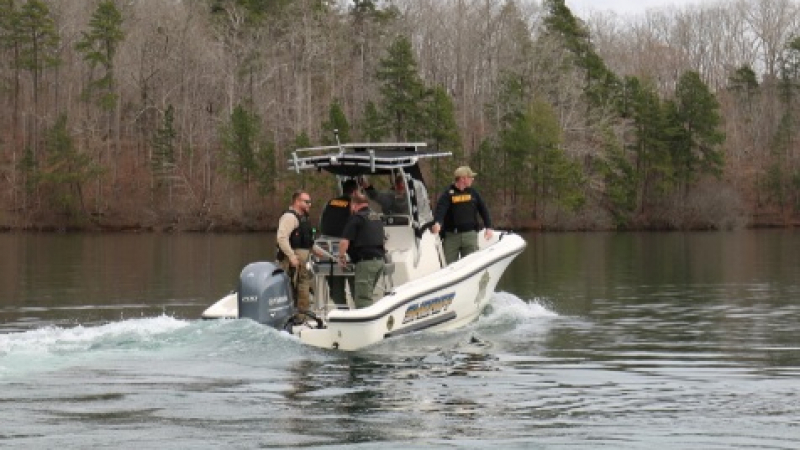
[767,38,800,214]
[542,0,619,110]
[75,0,124,110]
[16,0,59,95]
[0,0,15,51]
[210,0,291,24]
[667,71,725,194]
[220,104,272,207]
[221,104,261,186]
[38,115,102,216]
[376,36,428,141]
[151,105,177,196]
[15,0,59,160]
[0,0,21,152]
[597,129,637,228]
[360,101,387,142]
[628,77,672,208]
[321,100,350,145]
[728,65,759,94]
[426,86,461,189]
[294,131,312,149]
[499,99,583,220]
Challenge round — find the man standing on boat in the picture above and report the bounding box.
[431,166,493,264]
[277,190,321,316]
[320,179,359,238]
[319,179,359,307]
[337,192,386,308]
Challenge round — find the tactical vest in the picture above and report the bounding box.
[444,188,478,232]
[352,208,385,259]
[286,209,314,249]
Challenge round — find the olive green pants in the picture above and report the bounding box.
[278,250,311,312]
[442,230,479,264]
[353,259,384,308]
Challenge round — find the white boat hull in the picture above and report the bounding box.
[301,232,524,350]
[203,232,526,350]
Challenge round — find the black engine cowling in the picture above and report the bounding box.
[237,262,295,329]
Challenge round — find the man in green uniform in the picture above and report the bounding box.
[337,192,386,308]
[431,166,493,264]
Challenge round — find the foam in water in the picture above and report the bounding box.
[484,291,559,321]
[0,316,191,376]
[0,315,322,379]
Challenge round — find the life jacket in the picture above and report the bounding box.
[319,195,351,237]
[444,187,478,232]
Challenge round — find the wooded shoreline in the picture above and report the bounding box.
[2,1,800,232]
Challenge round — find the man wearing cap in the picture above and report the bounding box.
[337,191,386,308]
[431,166,494,264]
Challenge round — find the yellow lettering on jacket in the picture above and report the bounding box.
[452,194,472,203]
[329,199,349,208]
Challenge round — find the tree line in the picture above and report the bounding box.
[0,0,798,232]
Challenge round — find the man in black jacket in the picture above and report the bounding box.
[319,179,359,307]
[431,166,493,264]
[338,192,386,308]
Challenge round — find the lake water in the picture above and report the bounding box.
[1,230,798,449]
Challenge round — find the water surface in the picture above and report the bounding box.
[1,231,797,449]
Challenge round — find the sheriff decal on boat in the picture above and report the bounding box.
[402,292,456,324]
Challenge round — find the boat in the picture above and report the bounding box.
[202,142,527,350]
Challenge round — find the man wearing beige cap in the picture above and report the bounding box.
[431,166,493,264]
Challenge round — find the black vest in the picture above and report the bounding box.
[352,209,385,260]
[287,209,314,249]
[319,195,351,237]
[444,188,478,232]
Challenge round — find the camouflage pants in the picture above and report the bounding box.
[353,259,384,309]
[442,230,478,264]
[278,249,311,312]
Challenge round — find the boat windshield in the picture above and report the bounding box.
[363,171,411,217]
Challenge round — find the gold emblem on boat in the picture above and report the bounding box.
[476,271,490,304]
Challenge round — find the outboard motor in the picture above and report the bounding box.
[237,262,295,329]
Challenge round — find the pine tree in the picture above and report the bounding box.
[15,0,60,161]
[16,0,59,98]
[151,105,177,200]
[499,99,583,220]
[220,104,267,210]
[321,100,351,145]
[38,115,102,216]
[668,71,725,194]
[628,77,671,210]
[426,86,461,189]
[0,0,20,148]
[542,0,619,110]
[360,101,387,142]
[376,36,428,141]
[75,0,124,110]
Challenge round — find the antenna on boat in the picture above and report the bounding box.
[334,128,345,157]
